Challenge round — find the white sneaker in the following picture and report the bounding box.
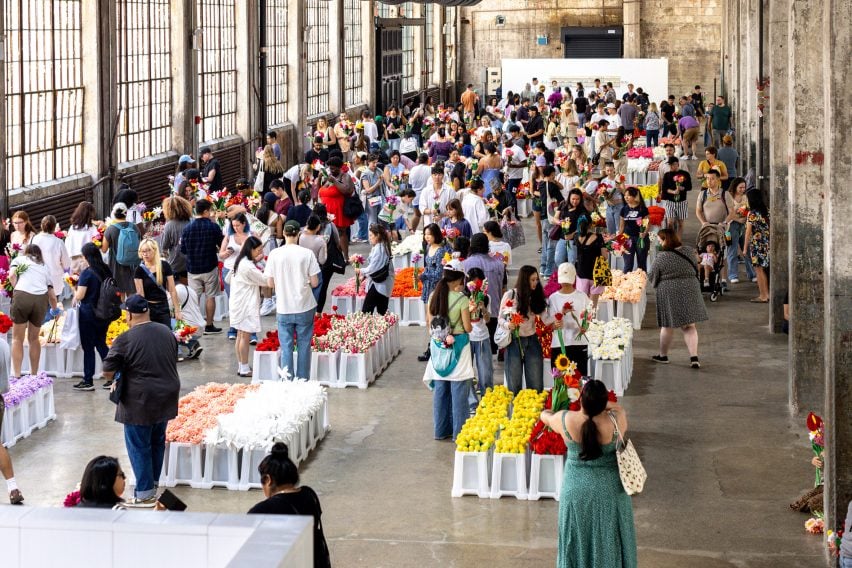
[751,277,758,283]
[729,278,740,284]
[260,297,276,316]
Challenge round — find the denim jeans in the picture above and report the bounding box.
[277,308,315,379]
[605,204,621,235]
[470,338,494,398]
[841,556,852,568]
[356,211,369,240]
[726,221,755,280]
[312,271,323,303]
[366,201,382,227]
[79,306,109,384]
[505,334,544,394]
[646,129,659,148]
[555,238,576,268]
[624,236,649,272]
[387,138,401,155]
[540,220,557,277]
[124,421,168,499]
[433,379,471,440]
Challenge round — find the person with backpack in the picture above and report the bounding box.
[72,243,119,391]
[180,200,225,335]
[102,202,142,296]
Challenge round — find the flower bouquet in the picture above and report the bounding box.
[466,277,488,321]
[173,320,198,344]
[63,272,79,289]
[411,254,422,291]
[106,313,130,346]
[485,197,501,217]
[604,233,632,256]
[5,243,23,260]
[349,254,365,301]
[501,297,526,357]
[827,528,844,557]
[92,225,106,247]
[806,412,824,486]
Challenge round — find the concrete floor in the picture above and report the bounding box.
[5,161,825,567]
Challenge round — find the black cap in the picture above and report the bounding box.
[284,220,301,236]
[124,294,149,314]
[199,147,212,155]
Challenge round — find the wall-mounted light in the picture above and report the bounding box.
[495,15,505,26]
[536,34,548,46]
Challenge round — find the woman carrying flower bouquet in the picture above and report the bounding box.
[133,239,181,329]
[540,380,637,568]
[575,218,608,308]
[9,244,61,379]
[71,243,115,391]
[228,237,269,377]
[618,187,650,272]
[439,199,472,240]
[500,265,547,394]
[219,213,253,340]
[723,177,756,284]
[546,263,591,376]
[417,224,453,362]
[422,259,474,440]
[9,211,36,252]
[358,224,394,316]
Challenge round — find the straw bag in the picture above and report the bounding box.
[609,413,646,496]
[593,255,612,287]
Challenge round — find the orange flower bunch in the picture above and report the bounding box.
[391,267,420,297]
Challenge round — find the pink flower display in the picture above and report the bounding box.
[165,383,260,444]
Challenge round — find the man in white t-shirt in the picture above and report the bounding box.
[461,179,490,235]
[264,220,320,380]
[408,153,432,231]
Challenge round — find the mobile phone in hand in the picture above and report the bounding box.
[157,489,187,511]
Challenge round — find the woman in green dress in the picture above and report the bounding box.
[541,379,637,568]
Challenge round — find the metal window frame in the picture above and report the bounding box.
[265,0,288,127]
[4,0,84,189]
[196,0,237,143]
[305,0,330,118]
[116,0,172,163]
[424,3,434,87]
[343,0,363,108]
[400,2,415,95]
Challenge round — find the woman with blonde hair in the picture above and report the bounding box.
[334,112,354,162]
[254,145,285,194]
[315,117,337,150]
[133,238,181,328]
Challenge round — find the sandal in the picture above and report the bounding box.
[749,298,769,303]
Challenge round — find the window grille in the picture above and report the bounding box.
[5,0,85,189]
[400,2,415,95]
[196,0,237,142]
[116,0,172,163]
[424,3,434,87]
[343,0,363,108]
[305,0,330,117]
[266,0,288,126]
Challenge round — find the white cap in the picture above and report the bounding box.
[557,263,577,284]
[606,103,616,109]
[443,259,465,273]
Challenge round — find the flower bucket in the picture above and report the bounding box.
[593,359,626,397]
[252,350,280,383]
[392,253,411,271]
[452,449,492,498]
[517,198,531,218]
[163,442,204,488]
[401,297,426,326]
[309,350,339,387]
[330,295,354,315]
[239,446,272,491]
[528,454,564,501]
[338,352,369,389]
[200,443,241,490]
[490,451,529,500]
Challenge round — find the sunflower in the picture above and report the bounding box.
[554,353,570,371]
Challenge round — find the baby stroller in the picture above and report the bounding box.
[696,224,726,302]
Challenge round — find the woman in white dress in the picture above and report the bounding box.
[228,236,269,377]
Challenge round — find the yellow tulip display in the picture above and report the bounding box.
[494,389,548,454]
[455,385,513,453]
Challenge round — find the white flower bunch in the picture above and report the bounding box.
[391,231,424,257]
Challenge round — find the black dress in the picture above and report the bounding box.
[248,486,331,568]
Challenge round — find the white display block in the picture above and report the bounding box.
[251,351,280,383]
[528,454,564,501]
[330,295,354,315]
[20,344,66,377]
[617,298,645,330]
[451,450,492,498]
[392,253,411,271]
[200,443,241,490]
[389,323,401,356]
[200,293,229,322]
[37,385,56,427]
[593,359,627,397]
[595,300,614,322]
[401,297,426,326]
[490,452,529,500]
[369,344,382,380]
[609,252,625,272]
[239,447,271,491]
[64,346,104,378]
[163,442,204,488]
[309,350,339,386]
[387,297,402,321]
[516,198,531,218]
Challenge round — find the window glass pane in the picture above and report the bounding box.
[400,2,414,95]
[196,0,237,143]
[343,0,363,108]
[266,0,288,126]
[305,0,329,117]
[425,4,434,87]
[5,0,84,189]
[117,0,172,163]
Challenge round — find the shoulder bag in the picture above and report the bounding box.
[493,290,515,348]
[254,159,265,194]
[609,412,647,495]
[593,254,612,287]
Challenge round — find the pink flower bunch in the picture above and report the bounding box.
[331,276,368,297]
[599,269,647,303]
[626,147,654,159]
[166,383,260,444]
[311,312,396,354]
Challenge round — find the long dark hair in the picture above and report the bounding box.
[81,242,112,280]
[369,223,391,257]
[515,265,546,316]
[578,380,609,461]
[258,442,299,487]
[70,202,96,230]
[746,189,769,217]
[423,223,444,246]
[113,185,138,208]
[428,267,465,318]
[233,236,263,275]
[80,456,123,506]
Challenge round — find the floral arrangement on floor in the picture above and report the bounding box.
[311,312,398,354]
[255,330,280,352]
[106,313,130,346]
[390,232,423,257]
[626,158,654,174]
[599,270,648,304]
[805,516,824,535]
[585,318,634,360]
[166,383,260,444]
[529,391,567,455]
[331,276,368,297]
[3,372,53,408]
[455,385,513,453]
[331,268,421,298]
[208,381,326,448]
[494,389,548,454]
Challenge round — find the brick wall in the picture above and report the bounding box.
[458,0,722,103]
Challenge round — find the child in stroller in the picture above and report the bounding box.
[696,224,726,301]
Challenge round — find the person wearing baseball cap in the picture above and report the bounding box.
[546,263,591,375]
[198,147,223,193]
[422,255,474,441]
[102,293,180,507]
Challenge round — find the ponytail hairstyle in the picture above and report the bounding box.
[233,236,263,275]
[428,266,465,318]
[24,243,44,265]
[257,442,299,487]
[81,242,112,281]
[578,379,609,461]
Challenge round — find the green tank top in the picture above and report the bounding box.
[448,291,466,334]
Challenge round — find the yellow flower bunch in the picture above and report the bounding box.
[106,312,130,346]
[455,385,513,453]
[494,389,548,454]
[637,184,658,201]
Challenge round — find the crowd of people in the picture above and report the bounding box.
[0,73,784,568]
